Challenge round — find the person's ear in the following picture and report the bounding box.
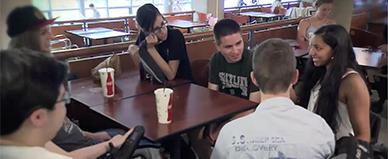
[250,71,258,86]
[291,69,299,85]
[214,41,221,52]
[28,108,48,127]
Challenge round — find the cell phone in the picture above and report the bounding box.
[114,126,145,159]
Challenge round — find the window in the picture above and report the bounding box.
[224,0,298,8]
[33,0,192,21]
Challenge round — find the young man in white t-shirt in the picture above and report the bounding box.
[0,49,72,159]
[211,39,335,159]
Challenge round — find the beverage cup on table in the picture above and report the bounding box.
[154,88,173,124]
[98,68,115,98]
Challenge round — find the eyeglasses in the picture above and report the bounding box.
[56,81,71,105]
[56,91,71,104]
[151,20,168,34]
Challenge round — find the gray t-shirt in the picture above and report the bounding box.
[209,49,259,99]
[52,117,96,151]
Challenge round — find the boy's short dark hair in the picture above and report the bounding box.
[0,48,68,135]
[252,38,296,94]
[213,19,241,44]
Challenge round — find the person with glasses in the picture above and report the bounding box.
[0,48,71,159]
[6,5,136,159]
[128,3,192,81]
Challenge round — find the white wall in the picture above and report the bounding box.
[192,0,224,20]
[0,0,32,49]
[332,0,353,31]
[207,0,224,19]
[192,0,207,13]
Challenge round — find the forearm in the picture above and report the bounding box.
[297,36,308,49]
[208,82,219,91]
[127,44,140,69]
[148,47,177,80]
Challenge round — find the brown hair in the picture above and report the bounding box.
[252,38,296,94]
[8,29,49,54]
[315,0,333,8]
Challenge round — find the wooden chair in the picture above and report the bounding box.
[191,59,209,87]
[51,24,84,48]
[349,27,384,48]
[351,12,369,29]
[370,112,381,144]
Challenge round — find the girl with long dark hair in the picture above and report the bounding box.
[299,24,370,142]
[127,4,192,81]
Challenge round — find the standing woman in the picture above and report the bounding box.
[298,24,370,142]
[128,3,192,81]
[297,0,335,49]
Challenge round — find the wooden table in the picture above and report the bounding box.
[168,20,208,33]
[66,27,130,46]
[89,83,257,141]
[69,72,257,158]
[353,47,386,68]
[368,18,387,36]
[240,11,283,22]
[70,72,189,107]
[369,18,388,25]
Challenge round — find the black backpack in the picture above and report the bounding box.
[330,136,372,159]
[138,41,167,84]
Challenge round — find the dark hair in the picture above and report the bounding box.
[0,48,67,135]
[299,24,360,131]
[315,0,333,8]
[89,3,94,8]
[136,3,163,32]
[213,19,241,44]
[7,5,55,38]
[252,38,296,94]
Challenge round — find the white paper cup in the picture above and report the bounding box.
[154,88,173,124]
[98,68,115,98]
